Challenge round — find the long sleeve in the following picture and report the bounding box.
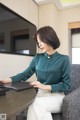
[11,55,36,83]
[51,56,71,93]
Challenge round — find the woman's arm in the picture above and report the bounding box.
[51,56,71,93]
[10,55,37,83]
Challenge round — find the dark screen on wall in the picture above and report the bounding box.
[0,3,37,56]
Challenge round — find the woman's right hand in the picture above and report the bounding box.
[0,78,12,84]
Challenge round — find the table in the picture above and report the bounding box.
[0,88,36,120]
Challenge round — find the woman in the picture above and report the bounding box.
[0,26,71,120]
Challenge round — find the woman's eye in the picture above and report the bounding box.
[37,42,39,45]
[37,42,40,47]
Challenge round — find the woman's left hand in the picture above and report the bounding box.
[30,81,51,91]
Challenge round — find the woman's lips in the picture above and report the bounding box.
[41,48,44,50]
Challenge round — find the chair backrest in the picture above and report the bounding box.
[71,64,80,91]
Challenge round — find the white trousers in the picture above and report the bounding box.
[27,89,65,120]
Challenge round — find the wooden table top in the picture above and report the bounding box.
[0,88,36,120]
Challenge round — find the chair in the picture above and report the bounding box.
[16,64,80,120]
[52,64,80,120]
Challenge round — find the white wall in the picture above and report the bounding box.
[39,3,59,32]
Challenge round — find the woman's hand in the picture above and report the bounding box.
[0,78,12,83]
[30,81,51,91]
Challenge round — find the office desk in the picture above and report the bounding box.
[0,88,36,120]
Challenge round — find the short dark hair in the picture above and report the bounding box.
[34,26,60,49]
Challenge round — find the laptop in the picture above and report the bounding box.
[4,82,33,91]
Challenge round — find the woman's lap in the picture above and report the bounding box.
[31,90,65,113]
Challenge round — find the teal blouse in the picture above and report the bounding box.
[11,52,71,93]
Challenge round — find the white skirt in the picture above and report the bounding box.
[27,89,65,120]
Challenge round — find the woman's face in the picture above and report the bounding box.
[37,34,53,53]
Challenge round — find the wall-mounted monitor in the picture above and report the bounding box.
[0,3,37,56]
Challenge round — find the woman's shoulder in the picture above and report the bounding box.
[58,52,70,62]
[33,53,44,61]
[58,52,69,58]
[34,53,44,57]
[31,53,44,64]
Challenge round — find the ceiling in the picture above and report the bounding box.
[33,0,80,9]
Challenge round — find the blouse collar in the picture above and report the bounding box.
[44,51,59,59]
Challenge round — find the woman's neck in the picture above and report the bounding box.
[46,49,56,56]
